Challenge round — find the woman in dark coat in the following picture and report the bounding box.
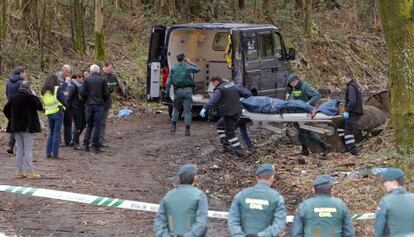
[3,80,43,179]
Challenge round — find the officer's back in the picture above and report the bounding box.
[292,175,355,237]
[375,168,414,237]
[154,164,208,237]
[228,164,287,237]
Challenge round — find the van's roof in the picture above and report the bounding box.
[169,23,279,31]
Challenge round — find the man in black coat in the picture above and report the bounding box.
[337,71,363,156]
[3,81,43,178]
[80,64,110,153]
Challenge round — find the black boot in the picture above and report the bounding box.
[301,146,310,156]
[170,122,176,134]
[185,126,191,136]
[6,146,13,155]
[320,142,332,156]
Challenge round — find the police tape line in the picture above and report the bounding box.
[0,185,375,222]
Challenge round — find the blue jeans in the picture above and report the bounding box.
[47,112,64,156]
[83,105,104,149]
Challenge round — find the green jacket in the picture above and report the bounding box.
[154,185,208,237]
[289,81,321,106]
[375,187,414,237]
[228,182,287,237]
[166,62,200,97]
[291,194,355,237]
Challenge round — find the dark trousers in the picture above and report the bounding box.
[8,133,15,148]
[99,108,110,144]
[63,109,73,145]
[72,109,86,146]
[83,105,104,149]
[299,129,323,148]
[217,117,253,151]
[216,114,242,151]
[337,115,361,154]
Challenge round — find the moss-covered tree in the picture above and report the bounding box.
[71,0,86,55]
[0,0,6,74]
[94,0,105,61]
[304,0,312,37]
[377,0,414,156]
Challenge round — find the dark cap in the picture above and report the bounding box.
[210,76,223,82]
[287,74,299,84]
[178,164,197,177]
[176,52,185,61]
[313,175,334,187]
[256,164,275,177]
[13,66,26,75]
[383,168,404,181]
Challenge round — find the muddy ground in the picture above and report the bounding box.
[0,109,399,236]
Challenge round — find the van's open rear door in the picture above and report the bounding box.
[147,25,166,101]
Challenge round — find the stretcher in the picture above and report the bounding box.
[242,109,341,136]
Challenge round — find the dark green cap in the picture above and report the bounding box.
[13,66,26,75]
[176,52,185,61]
[256,164,275,177]
[287,74,299,84]
[313,175,334,187]
[178,164,197,176]
[383,168,404,181]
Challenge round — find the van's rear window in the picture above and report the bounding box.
[213,32,229,51]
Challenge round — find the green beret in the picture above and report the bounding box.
[178,164,197,176]
[176,52,185,61]
[256,164,275,177]
[313,175,333,187]
[383,168,404,181]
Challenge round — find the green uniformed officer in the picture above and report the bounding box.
[375,168,414,237]
[228,164,287,237]
[166,52,200,136]
[291,175,355,237]
[287,74,332,156]
[154,164,208,237]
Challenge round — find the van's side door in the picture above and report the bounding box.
[274,31,291,99]
[240,30,260,94]
[257,30,278,96]
[147,25,166,101]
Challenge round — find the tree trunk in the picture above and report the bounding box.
[255,0,263,18]
[0,0,6,75]
[71,0,86,54]
[377,0,414,156]
[304,0,312,37]
[238,0,245,9]
[94,0,105,61]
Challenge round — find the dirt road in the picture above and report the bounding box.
[0,109,390,236]
[0,112,229,236]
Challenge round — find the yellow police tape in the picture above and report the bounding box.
[0,185,375,222]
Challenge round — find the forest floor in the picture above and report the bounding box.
[0,105,405,237]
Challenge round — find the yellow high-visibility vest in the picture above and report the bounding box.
[41,86,65,115]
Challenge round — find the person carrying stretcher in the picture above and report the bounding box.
[287,74,332,157]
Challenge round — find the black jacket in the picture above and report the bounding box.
[345,80,363,115]
[102,72,119,110]
[205,81,252,117]
[3,89,43,133]
[80,73,110,106]
[67,80,84,111]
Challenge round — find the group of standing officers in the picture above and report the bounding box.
[154,163,414,237]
